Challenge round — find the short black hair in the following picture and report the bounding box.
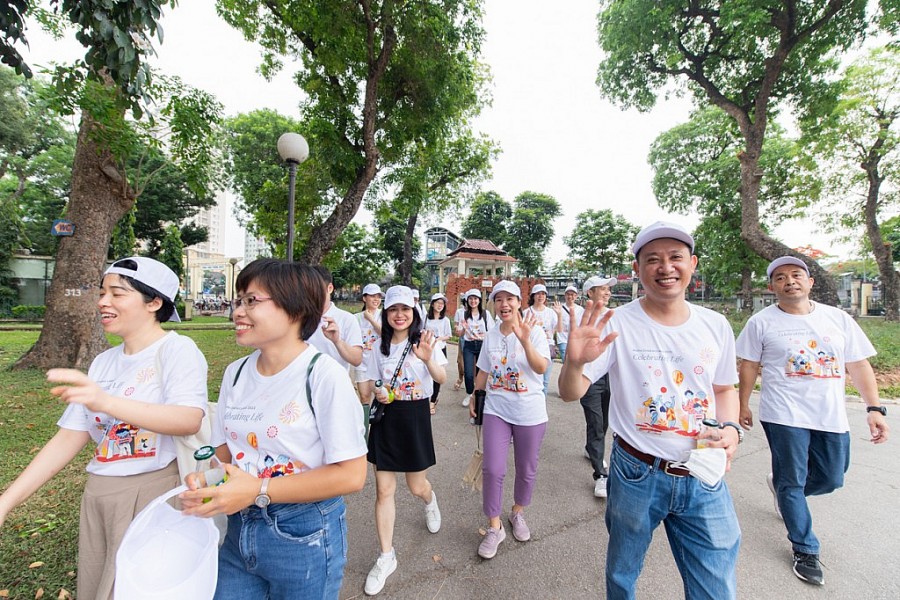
[236,259,324,340]
[103,260,175,322]
[312,265,333,285]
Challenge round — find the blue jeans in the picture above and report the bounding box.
[762,421,850,555]
[215,497,347,600]
[557,342,567,364]
[463,339,483,394]
[605,442,740,600]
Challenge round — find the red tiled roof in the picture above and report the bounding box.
[448,239,508,257]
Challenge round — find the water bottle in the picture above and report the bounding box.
[193,445,227,502]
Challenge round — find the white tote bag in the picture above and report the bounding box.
[115,485,219,600]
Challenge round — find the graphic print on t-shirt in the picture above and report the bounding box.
[379,359,428,400]
[486,339,528,392]
[224,395,310,478]
[783,333,841,378]
[632,345,718,438]
[93,366,160,462]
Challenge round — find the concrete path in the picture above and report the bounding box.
[339,345,899,599]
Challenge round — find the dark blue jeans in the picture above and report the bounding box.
[762,421,850,555]
[463,339,483,395]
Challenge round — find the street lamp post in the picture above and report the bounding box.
[277,133,310,262]
[229,258,239,300]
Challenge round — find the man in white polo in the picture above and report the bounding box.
[309,266,364,370]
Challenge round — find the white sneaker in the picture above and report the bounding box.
[594,475,608,498]
[364,552,398,596]
[424,491,441,533]
[462,396,470,407]
[767,473,782,519]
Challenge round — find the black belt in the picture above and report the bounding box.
[616,436,690,477]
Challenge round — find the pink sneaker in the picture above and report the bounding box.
[477,524,506,559]
[508,511,530,542]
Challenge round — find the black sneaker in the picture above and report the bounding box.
[792,552,824,585]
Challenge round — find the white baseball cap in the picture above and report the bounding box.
[464,289,481,300]
[384,285,416,308]
[583,276,617,295]
[430,293,446,302]
[530,284,548,295]
[104,257,181,322]
[766,256,810,279]
[362,283,383,296]
[412,289,420,298]
[489,280,521,301]
[564,285,578,294]
[631,221,694,257]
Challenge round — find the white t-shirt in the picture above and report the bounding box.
[308,303,364,369]
[58,332,208,476]
[583,300,738,461]
[525,306,558,346]
[425,316,452,352]
[460,310,494,341]
[477,325,551,426]
[352,309,381,379]
[367,336,448,401]
[735,302,876,433]
[557,303,585,345]
[212,347,367,477]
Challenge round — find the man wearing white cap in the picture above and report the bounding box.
[554,285,582,365]
[735,255,889,586]
[560,221,742,599]
[574,276,618,498]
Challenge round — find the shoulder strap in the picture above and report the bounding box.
[305,352,322,416]
[232,356,251,386]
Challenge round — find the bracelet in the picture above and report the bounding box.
[720,422,744,444]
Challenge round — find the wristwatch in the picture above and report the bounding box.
[720,422,744,444]
[866,405,887,416]
[254,477,271,508]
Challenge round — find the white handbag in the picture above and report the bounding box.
[115,485,219,600]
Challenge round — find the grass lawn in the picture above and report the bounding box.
[1,316,897,597]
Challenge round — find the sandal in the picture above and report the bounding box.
[453,378,463,391]
[430,402,437,415]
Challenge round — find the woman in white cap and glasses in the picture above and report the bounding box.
[0,257,208,600]
[353,284,384,408]
[363,286,447,596]
[457,289,494,406]
[425,293,452,415]
[468,280,551,559]
[525,284,561,394]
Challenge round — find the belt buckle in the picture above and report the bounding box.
[662,461,687,477]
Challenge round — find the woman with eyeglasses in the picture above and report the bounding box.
[363,285,447,596]
[180,259,367,599]
[457,289,494,406]
[467,280,550,560]
[0,257,208,600]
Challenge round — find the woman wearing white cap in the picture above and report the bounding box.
[524,284,561,394]
[457,289,494,405]
[353,284,384,407]
[452,292,469,391]
[554,285,583,364]
[425,293,452,414]
[468,280,551,559]
[0,257,208,600]
[363,286,447,595]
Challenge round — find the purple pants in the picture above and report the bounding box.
[481,413,548,518]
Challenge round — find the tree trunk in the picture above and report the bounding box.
[399,210,418,286]
[863,163,900,321]
[736,138,840,306]
[15,111,134,370]
[740,266,753,312]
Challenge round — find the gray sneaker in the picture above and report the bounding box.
[477,524,506,559]
[594,475,608,498]
[508,511,531,542]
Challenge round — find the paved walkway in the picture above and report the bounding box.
[339,345,899,599]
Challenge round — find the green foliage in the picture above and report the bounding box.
[11,305,45,320]
[563,209,638,277]
[159,224,185,282]
[461,191,511,247]
[881,215,900,263]
[505,191,561,276]
[110,205,137,259]
[375,201,421,268]
[326,222,388,291]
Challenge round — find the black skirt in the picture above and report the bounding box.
[367,398,436,472]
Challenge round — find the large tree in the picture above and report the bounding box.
[648,107,795,302]
[326,222,388,291]
[801,46,900,320]
[595,0,879,305]
[563,209,638,277]
[217,0,488,263]
[460,190,512,248]
[8,2,221,369]
[505,191,561,277]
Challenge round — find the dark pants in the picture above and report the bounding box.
[581,375,610,480]
[463,339,483,395]
[431,347,448,403]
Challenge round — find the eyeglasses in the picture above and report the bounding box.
[231,295,272,310]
